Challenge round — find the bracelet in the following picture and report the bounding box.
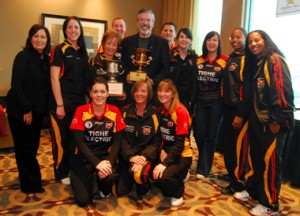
[57,104,64,107]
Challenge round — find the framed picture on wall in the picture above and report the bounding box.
[41,13,107,59]
[276,0,300,16]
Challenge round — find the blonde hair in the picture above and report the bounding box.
[157,79,180,113]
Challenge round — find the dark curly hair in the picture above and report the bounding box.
[244,30,285,78]
[245,30,284,59]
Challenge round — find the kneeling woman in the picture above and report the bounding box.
[69,77,126,207]
[116,80,161,201]
[153,79,193,207]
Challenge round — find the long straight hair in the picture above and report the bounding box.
[63,16,88,59]
[157,79,180,114]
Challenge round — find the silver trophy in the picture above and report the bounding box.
[100,60,124,96]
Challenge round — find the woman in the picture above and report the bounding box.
[116,80,161,201]
[89,30,122,80]
[6,24,51,194]
[89,30,125,107]
[194,31,228,180]
[233,30,294,216]
[49,16,89,184]
[221,27,248,195]
[69,77,126,207]
[153,79,193,207]
[169,27,198,114]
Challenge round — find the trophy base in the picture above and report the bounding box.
[108,82,124,97]
[129,71,147,82]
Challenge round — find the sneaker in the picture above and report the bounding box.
[234,190,251,202]
[196,173,205,180]
[60,177,71,185]
[221,185,236,195]
[249,204,279,216]
[171,197,184,207]
[183,171,190,183]
[99,191,111,199]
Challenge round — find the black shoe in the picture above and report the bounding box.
[136,189,150,202]
[217,174,231,182]
[22,187,45,194]
[221,185,236,195]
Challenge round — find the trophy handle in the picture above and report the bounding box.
[131,55,136,64]
[99,68,107,75]
[119,69,125,75]
[146,56,153,65]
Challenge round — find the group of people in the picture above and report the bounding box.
[5,6,295,216]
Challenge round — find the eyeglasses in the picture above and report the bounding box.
[229,36,243,40]
[138,18,152,22]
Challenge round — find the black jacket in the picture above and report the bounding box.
[245,53,294,129]
[120,33,170,103]
[223,50,246,117]
[169,48,198,106]
[120,103,161,162]
[7,49,50,118]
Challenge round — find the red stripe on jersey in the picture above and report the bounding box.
[271,55,287,108]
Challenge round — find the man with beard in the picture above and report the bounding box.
[120,8,170,104]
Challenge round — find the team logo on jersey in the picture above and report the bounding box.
[114,52,121,58]
[142,126,152,135]
[214,66,221,72]
[170,66,175,73]
[106,121,113,129]
[167,121,173,127]
[71,118,78,125]
[229,63,237,71]
[257,78,265,88]
[198,64,204,69]
[84,120,93,129]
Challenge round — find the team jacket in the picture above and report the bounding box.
[70,103,126,167]
[223,50,246,117]
[89,52,123,81]
[49,41,89,111]
[160,103,193,167]
[169,48,198,104]
[248,53,294,129]
[195,54,228,102]
[120,103,161,162]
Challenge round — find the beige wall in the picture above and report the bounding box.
[220,0,245,55]
[0,0,163,95]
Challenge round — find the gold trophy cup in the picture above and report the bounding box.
[100,60,124,96]
[130,48,152,81]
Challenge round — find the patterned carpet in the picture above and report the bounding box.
[0,129,299,216]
